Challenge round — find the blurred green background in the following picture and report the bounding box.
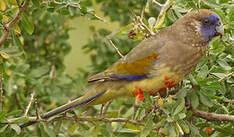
[64,5,119,75]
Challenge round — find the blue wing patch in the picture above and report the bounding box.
[111,74,147,81]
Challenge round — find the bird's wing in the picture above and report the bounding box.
[88,36,166,82]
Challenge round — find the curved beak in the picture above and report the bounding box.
[215,21,224,36]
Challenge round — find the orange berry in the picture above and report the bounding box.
[205,127,213,135]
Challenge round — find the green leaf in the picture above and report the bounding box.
[42,123,56,137]
[173,98,185,115]
[29,65,50,78]
[199,92,213,107]
[217,59,232,71]
[6,110,23,117]
[189,74,198,86]
[11,30,22,47]
[10,124,21,135]
[143,91,151,105]
[188,122,200,136]
[0,125,8,133]
[176,89,187,99]
[140,115,153,137]
[168,124,176,137]
[197,65,208,78]
[179,120,190,134]
[190,92,199,108]
[21,14,34,35]
[0,111,6,121]
[54,121,62,134]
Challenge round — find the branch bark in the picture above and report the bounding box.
[0,0,29,47]
[218,71,234,82]
[24,92,35,117]
[108,39,124,58]
[154,0,173,29]
[192,108,234,122]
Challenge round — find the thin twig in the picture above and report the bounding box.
[139,106,156,121]
[137,4,156,36]
[43,1,105,22]
[192,108,234,122]
[0,0,30,47]
[24,92,35,117]
[108,39,124,58]
[154,0,173,29]
[101,100,112,117]
[218,71,234,82]
[152,0,163,7]
[34,99,42,120]
[49,65,55,79]
[139,18,156,36]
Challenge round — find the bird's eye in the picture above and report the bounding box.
[203,19,209,25]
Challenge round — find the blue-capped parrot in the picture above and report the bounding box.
[21,9,224,128]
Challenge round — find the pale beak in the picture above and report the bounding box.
[215,21,224,36]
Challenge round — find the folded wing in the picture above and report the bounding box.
[88,36,165,83]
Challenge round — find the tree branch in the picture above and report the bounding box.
[192,109,234,122]
[218,71,234,82]
[152,0,163,7]
[43,0,105,22]
[0,0,29,47]
[138,5,155,36]
[24,92,35,117]
[154,0,173,29]
[108,39,124,58]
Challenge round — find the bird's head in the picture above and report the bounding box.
[183,9,224,42]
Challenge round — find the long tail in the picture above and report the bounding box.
[20,91,106,128]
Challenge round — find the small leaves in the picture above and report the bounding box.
[0,0,6,11]
[190,92,199,108]
[199,92,213,107]
[140,115,153,137]
[20,14,34,35]
[217,59,232,71]
[173,98,185,115]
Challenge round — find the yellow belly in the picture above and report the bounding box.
[126,66,183,95]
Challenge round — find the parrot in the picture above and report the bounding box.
[20,9,224,128]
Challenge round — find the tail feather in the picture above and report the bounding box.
[20,91,105,128]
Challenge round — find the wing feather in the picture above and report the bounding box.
[88,36,165,83]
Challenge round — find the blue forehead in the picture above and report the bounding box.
[206,13,220,25]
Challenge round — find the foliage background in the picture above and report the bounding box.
[0,0,233,137]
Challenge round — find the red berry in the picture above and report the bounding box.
[205,127,213,135]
